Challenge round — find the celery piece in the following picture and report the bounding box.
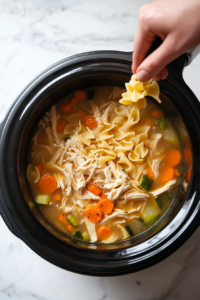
[147,215,160,228]
[141,206,159,224]
[125,225,134,237]
[159,116,166,129]
[35,195,50,205]
[67,215,78,227]
[72,230,83,239]
[155,197,163,209]
[140,175,153,191]
[82,231,90,241]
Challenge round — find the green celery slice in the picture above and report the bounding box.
[35,195,50,205]
[140,175,153,191]
[125,225,134,237]
[67,215,78,227]
[155,197,163,209]
[72,230,83,239]
[82,232,90,241]
[159,116,166,129]
[141,206,159,223]
[147,215,160,228]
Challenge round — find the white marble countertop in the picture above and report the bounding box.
[1,0,200,299]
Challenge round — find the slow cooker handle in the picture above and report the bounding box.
[145,37,200,70]
[185,45,200,65]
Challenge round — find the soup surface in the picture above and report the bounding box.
[27,76,183,244]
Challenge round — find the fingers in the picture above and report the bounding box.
[132,24,155,74]
[153,68,168,81]
[136,35,180,82]
[132,32,155,74]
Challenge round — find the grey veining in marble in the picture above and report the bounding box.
[0,0,200,299]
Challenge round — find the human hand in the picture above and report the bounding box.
[132,0,200,82]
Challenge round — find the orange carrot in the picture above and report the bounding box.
[87,184,102,196]
[151,110,163,119]
[98,226,112,240]
[39,175,57,194]
[85,206,102,223]
[159,166,174,183]
[57,121,66,132]
[185,169,192,182]
[86,119,98,130]
[147,167,154,178]
[53,194,61,201]
[145,119,154,127]
[59,213,65,222]
[184,148,192,165]
[174,169,180,176]
[77,109,86,116]
[100,193,107,199]
[62,103,72,113]
[41,169,49,177]
[70,98,77,106]
[96,199,114,215]
[67,224,74,232]
[75,90,86,101]
[81,115,95,126]
[165,149,181,167]
[36,165,43,174]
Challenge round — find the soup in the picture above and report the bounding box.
[27,75,183,244]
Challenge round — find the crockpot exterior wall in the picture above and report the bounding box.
[0,51,200,276]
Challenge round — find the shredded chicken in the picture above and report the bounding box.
[150,179,177,197]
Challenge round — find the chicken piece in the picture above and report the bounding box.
[85,217,97,242]
[106,183,131,201]
[150,179,177,197]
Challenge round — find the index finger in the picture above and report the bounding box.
[132,27,156,74]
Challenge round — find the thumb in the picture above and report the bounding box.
[136,35,181,82]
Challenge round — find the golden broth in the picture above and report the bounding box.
[27,85,183,243]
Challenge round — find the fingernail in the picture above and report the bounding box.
[136,70,151,82]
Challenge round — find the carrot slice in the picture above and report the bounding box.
[151,110,163,119]
[96,199,114,215]
[86,119,98,130]
[85,206,102,223]
[159,166,174,183]
[174,169,180,176]
[75,90,86,101]
[81,115,95,126]
[100,193,107,199]
[67,224,74,232]
[53,194,61,201]
[70,98,77,106]
[62,103,72,113]
[165,149,181,167]
[77,109,86,116]
[87,184,102,196]
[39,175,57,194]
[41,169,49,177]
[185,169,192,182]
[59,213,65,222]
[147,167,154,178]
[184,148,192,165]
[98,226,112,240]
[57,121,66,132]
[145,119,154,127]
[36,165,43,174]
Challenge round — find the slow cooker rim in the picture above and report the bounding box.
[0,51,200,276]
